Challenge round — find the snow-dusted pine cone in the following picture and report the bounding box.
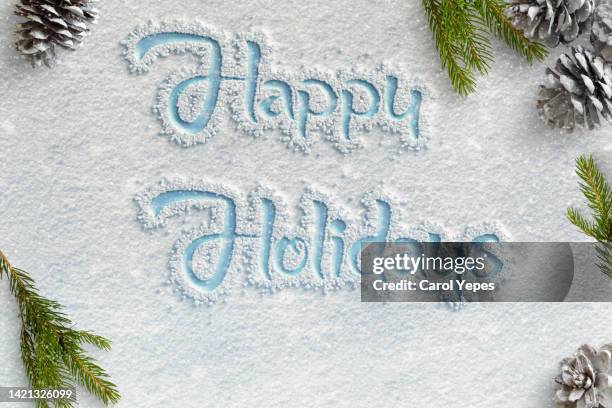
[555,344,612,408]
[538,46,612,131]
[506,0,597,47]
[15,0,98,67]
[592,3,612,62]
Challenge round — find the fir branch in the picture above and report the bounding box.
[422,0,548,95]
[567,155,612,241]
[566,207,599,239]
[448,2,494,74]
[423,0,477,95]
[576,155,612,235]
[567,155,612,279]
[595,242,612,278]
[61,347,118,406]
[472,0,548,63]
[0,250,120,407]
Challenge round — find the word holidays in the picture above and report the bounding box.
[136,178,501,304]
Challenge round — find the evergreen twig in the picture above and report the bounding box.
[422,0,547,95]
[567,155,612,241]
[595,242,612,278]
[567,155,612,278]
[473,0,548,63]
[0,251,120,407]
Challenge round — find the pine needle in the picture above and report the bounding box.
[422,0,548,95]
[595,242,612,278]
[567,155,612,241]
[0,251,120,407]
[567,155,612,279]
[473,0,548,63]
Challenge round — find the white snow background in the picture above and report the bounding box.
[1,0,612,407]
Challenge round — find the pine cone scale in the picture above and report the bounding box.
[592,4,612,62]
[40,5,59,15]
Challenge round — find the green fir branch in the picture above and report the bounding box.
[422,0,547,95]
[472,0,548,63]
[567,155,612,241]
[567,155,612,279]
[566,207,599,239]
[423,0,477,95]
[595,242,612,278]
[450,2,494,74]
[0,251,120,407]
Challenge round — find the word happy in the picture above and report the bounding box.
[122,22,425,153]
[136,179,501,304]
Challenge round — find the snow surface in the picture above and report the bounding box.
[1,0,612,407]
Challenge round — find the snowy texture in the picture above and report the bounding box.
[2,0,612,407]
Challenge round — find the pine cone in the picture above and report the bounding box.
[15,0,98,67]
[537,46,612,131]
[507,0,597,47]
[555,344,612,408]
[592,3,612,62]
